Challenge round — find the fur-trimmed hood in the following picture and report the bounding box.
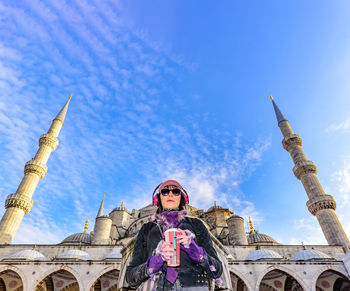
[152,210,187,231]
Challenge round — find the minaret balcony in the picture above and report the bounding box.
[282,134,302,151]
[39,134,59,151]
[293,160,317,179]
[306,194,336,215]
[5,193,33,214]
[24,160,48,179]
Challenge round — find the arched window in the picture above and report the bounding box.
[259,269,303,291]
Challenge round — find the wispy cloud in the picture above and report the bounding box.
[0,1,271,244]
[326,117,350,133]
[289,218,326,245]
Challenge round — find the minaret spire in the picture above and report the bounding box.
[96,193,105,218]
[270,95,287,125]
[0,95,72,244]
[271,96,350,252]
[55,94,72,123]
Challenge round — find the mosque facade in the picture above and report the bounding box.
[0,97,349,291]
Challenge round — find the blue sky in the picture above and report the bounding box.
[1,0,350,245]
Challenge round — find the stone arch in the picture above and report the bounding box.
[89,266,120,291]
[230,271,249,291]
[316,269,350,291]
[256,266,306,291]
[0,267,24,291]
[35,266,81,291]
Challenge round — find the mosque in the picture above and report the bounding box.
[0,96,350,291]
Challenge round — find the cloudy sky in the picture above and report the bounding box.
[1,0,350,245]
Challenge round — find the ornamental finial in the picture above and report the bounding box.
[83,216,89,234]
[249,216,256,234]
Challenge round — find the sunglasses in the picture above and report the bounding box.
[160,188,181,196]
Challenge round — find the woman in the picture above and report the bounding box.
[126,180,223,290]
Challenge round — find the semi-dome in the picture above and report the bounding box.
[103,249,122,260]
[56,249,91,260]
[3,249,48,261]
[291,249,333,261]
[61,233,92,245]
[246,249,283,261]
[247,232,279,245]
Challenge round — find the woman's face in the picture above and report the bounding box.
[160,185,181,209]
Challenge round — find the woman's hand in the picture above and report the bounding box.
[175,229,191,248]
[161,241,174,261]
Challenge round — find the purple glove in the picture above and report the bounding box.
[147,254,164,274]
[181,239,206,263]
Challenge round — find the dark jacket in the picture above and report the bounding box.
[125,217,223,290]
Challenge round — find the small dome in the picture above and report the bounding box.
[340,253,350,261]
[227,214,243,220]
[207,205,226,212]
[61,233,92,245]
[56,249,91,260]
[291,250,333,261]
[4,250,48,261]
[103,249,122,260]
[247,232,279,245]
[246,249,283,261]
[111,206,129,213]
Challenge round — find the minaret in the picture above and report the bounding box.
[271,96,350,251]
[0,95,72,244]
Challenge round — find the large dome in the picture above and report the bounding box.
[247,231,279,245]
[61,233,92,245]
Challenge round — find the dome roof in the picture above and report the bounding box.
[207,205,227,212]
[291,250,333,261]
[247,232,279,245]
[246,249,283,261]
[61,233,92,245]
[227,214,243,220]
[103,249,122,260]
[56,249,91,260]
[340,253,350,261]
[4,249,48,261]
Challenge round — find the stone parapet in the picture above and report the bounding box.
[307,195,336,215]
[24,160,48,179]
[282,134,302,151]
[5,194,33,214]
[293,160,317,179]
[39,134,59,151]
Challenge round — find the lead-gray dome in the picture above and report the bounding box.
[103,249,122,260]
[340,253,350,261]
[246,249,283,261]
[56,249,91,260]
[291,249,332,261]
[61,233,92,245]
[4,249,48,261]
[247,232,279,245]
